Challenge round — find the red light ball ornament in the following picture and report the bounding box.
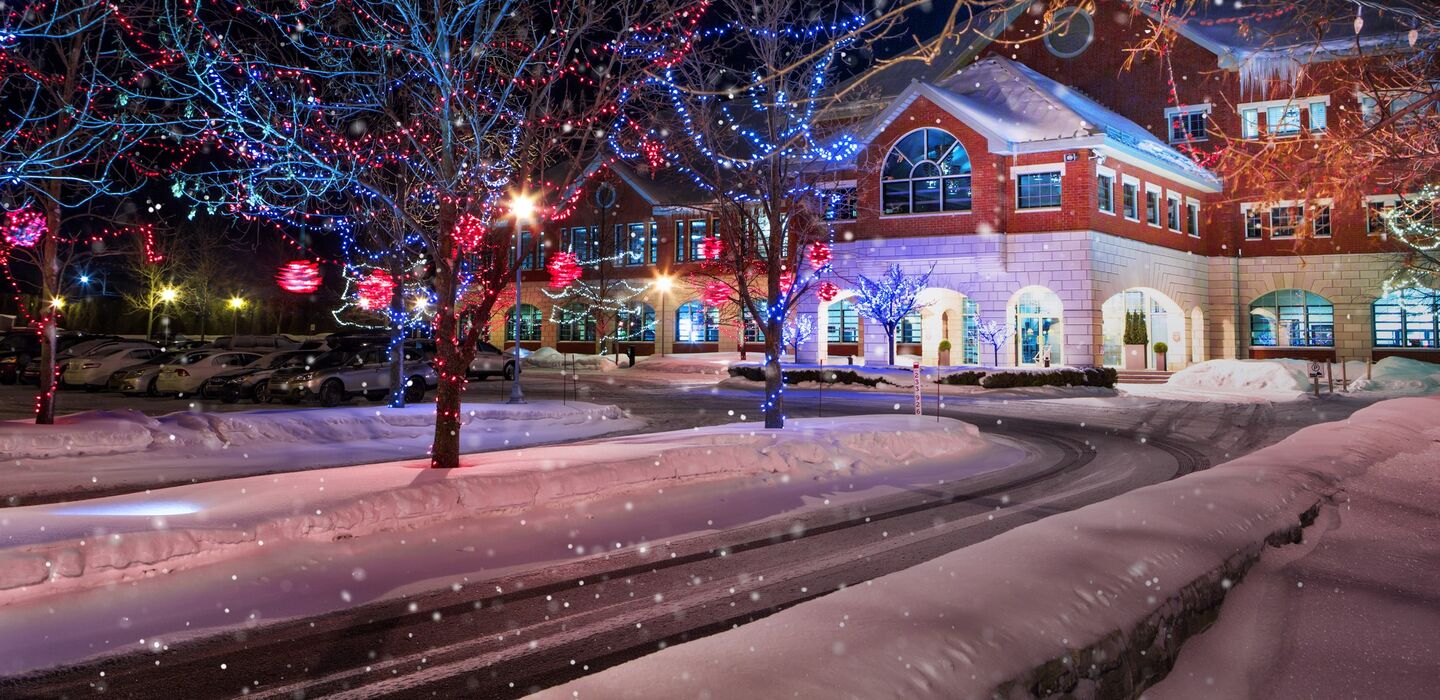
[547,251,582,289]
[277,260,322,294]
[779,271,795,294]
[3,208,46,248]
[699,236,723,261]
[806,242,832,270]
[356,270,396,310]
[702,281,730,308]
[817,281,840,302]
[452,213,486,253]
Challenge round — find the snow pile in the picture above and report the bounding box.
[1166,359,1312,394]
[7,402,639,502]
[524,346,621,371]
[0,416,988,603]
[1349,356,1440,393]
[629,352,740,375]
[532,397,1440,700]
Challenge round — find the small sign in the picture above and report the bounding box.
[912,362,922,416]
[1064,152,1078,162]
[1307,361,1323,378]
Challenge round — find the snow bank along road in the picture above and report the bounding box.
[0,388,1369,698]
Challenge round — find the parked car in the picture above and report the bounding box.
[155,350,263,397]
[200,349,321,403]
[54,339,158,388]
[110,349,218,396]
[467,342,517,380]
[0,331,112,385]
[209,335,301,351]
[269,346,436,407]
[61,345,166,391]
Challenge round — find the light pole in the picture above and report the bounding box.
[508,192,537,404]
[228,296,247,335]
[149,286,178,343]
[654,274,673,357]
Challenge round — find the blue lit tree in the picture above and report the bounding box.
[637,0,875,429]
[850,264,933,366]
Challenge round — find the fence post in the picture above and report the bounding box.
[1326,361,1334,393]
[1341,358,1348,391]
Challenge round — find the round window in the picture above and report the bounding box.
[1044,7,1094,59]
[594,182,618,209]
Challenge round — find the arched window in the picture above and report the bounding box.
[675,301,719,343]
[743,301,769,342]
[1249,290,1333,347]
[616,303,656,342]
[556,302,595,342]
[504,304,543,342]
[1373,288,1439,348]
[882,128,972,215]
[827,299,859,343]
[898,310,922,343]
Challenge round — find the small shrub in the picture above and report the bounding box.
[727,366,888,387]
[1153,341,1169,354]
[939,370,985,386]
[938,339,952,352]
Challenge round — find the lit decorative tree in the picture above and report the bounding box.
[849,264,933,366]
[975,320,1015,367]
[640,0,871,429]
[783,313,816,357]
[1380,184,1440,291]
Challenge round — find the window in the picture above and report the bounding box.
[616,304,656,342]
[1359,88,1439,128]
[881,128,972,215]
[1270,205,1301,238]
[827,300,859,343]
[1312,205,1331,237]
[505,304,543,342]
[1166,106,1209,143]
[823,186,858,221]
[1186,199,1200,238]
[1044,6,1094,59]
[556,303,595,342]
[1016,171,1062,210]
[1244,206,1264,239]
[617,223,649,266]
[1308,102,1327,131]
[517,230,541,269]
[1166,192,1181,231]
[1266,106,1302,136]
[1249,290,1334,347]
[1145,186,1161,226]
[675,220,706,262]
[1367,195,1400,236]
[675,301,719,343]
[1241,109,1260,138]
[898,310,922,344]
[1096,170,1115,214]
[1373,288,1439,349]
[742,301,769,342]
[566,227,598,260]
[1122,179,1139,220]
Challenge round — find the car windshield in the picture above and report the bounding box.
[265,352,307,369]
[303,351,350,370]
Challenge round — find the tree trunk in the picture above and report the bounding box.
[35,200,61,425]
[388,258,407,408]
[763,316,783,429]
[887,328,896,366]
[429,204,464,468]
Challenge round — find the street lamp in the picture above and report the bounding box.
[507,191,539,404]
[654,274,673,357]
[228,296,247,335]
[151,286,179,342]
[49,297,65,310]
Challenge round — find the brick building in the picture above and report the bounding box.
[498,1,1435,370]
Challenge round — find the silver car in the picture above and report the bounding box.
[269,346,437,407]
[467,342,517,380]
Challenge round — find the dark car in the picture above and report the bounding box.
[201,349,321,403]
[0,331,113,385]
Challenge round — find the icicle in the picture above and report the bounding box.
[1409,29,1419,47]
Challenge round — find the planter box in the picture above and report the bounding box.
[1124,344,1148,370]
[938,350,951,366]
[1155,353,1168,371]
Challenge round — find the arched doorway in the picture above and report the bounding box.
[816,292,862,362]
[914,288,978,366]
[1100,287,1185,369]
[1010,286,1063,366]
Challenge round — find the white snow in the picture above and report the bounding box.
[0,416,988,605]
[524,346,621,371]
[1157,357,1440,401]
[530,396,1440,700]
[629,351,742,375]
[3,401,640,501]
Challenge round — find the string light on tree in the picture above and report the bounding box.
[3,208,46,248]
[356,269,396,310]
[276,260,323,294]
[546,251,582,289]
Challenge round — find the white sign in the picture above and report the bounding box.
[1308,361,1323,378]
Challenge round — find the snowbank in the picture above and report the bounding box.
[629,352,741,375]
[1166,358,1313,394]
[0,416,988,604]
[524,346,621,371]
[5,402,639,502]
[1348,355,1440,393]
[531,397,1440,700]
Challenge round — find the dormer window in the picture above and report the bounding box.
[1165,105,1211,143]
[881,128,973,215]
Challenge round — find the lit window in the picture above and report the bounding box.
[898,310,922,344]
[827,300,860,343]
[1266,106,1302,136]
[617,223,649,266]
[1373,288,1439,348]
[742,301,769,342]
[674,220,706,262]
[1308,103,1327,132]
[1123,181,1139,219]
[1368,196,1399,236]
[1241,109,1260,138]
[1016,171,1062,210]
[1311,205,1331,237]
[823,187,858,221]
[882,128,973,215]
[1270,206,1301,238]
[675,301,719,343]
[1244,207,1264,239]
[505,304,543,342]
[1186,200,1200,238]
[1096,172,1114,213]
[566,227,598,260]
[556,303,596,342]
[616,304,656,342]
[1166,193,1181,231]
[1249,290,1334,347]
[1167,108,1208,143]
[1145,188,1160,226]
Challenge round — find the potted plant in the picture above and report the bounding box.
[938,339,952,366]
[1123,310,1149,370]
[1153,341,1169,371]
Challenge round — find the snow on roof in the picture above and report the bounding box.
[880,56,1220,189]
[1146,0,1430,56]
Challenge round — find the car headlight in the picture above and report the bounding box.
[292,372,315,382]
[0,357,16,364]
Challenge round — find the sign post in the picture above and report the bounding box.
[1308,361,1323,398]
[912,362,922,416]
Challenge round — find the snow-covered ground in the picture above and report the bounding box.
[1125,357,1440,403]
[531,396,1440,700]
[628,351,744,375]
[524,347,622,371]
[3,401,639,502]
[0,416,988,605]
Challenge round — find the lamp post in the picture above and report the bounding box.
[149,286,179,343]
[508,192,537,404]
[228,296,246,335]
[654,274,673,357]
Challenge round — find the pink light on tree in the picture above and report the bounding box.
[357,269,396,310]
[2,208,46,248]
[276,260,322,294]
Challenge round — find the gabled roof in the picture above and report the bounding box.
[857,56,1222,191]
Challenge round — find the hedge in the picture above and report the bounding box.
[727,366,894,388]
[939,367,1117,389]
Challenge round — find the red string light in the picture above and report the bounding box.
[3,208,46,248]
[276,260,322,293]
[702,280,730,308]
[816,280,840,302]
[546,251,582,289]
[806,241,831,270]
[356,269,396,309]
[699,235,723,260]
